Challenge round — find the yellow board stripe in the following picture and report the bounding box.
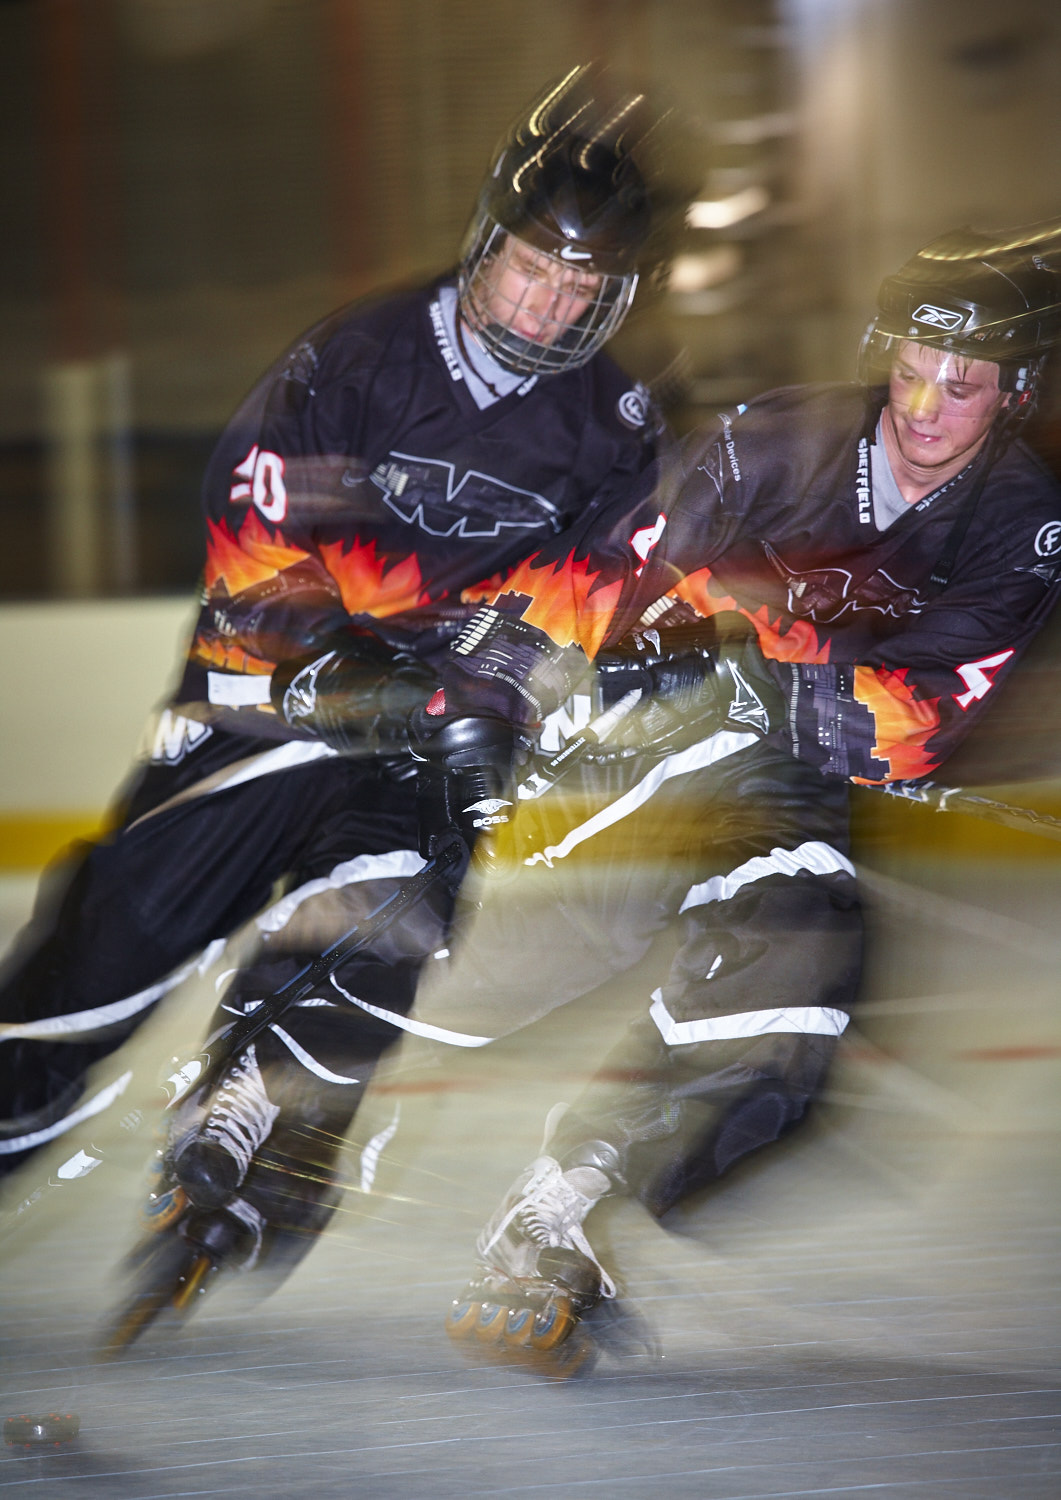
[1,795,1058,873]
[0,816,107,871]
[851,795,1061,861]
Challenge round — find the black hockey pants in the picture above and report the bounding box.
[170,725,860,1253]
[0,729,444,1172]
[409,726,863,1215]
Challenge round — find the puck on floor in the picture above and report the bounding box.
[3,1413,80,1447]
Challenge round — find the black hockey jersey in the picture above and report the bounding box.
[464,384,1061,783]
[173,278,660,733]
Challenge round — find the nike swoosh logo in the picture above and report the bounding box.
[559,245,592,260]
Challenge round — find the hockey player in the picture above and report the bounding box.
[0,65,681,1278]
[427,221,1061,1353]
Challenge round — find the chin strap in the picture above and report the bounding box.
[925,425,1009,596]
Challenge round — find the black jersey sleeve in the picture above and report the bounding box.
[190,312,382,686]
[452,392,1061,785]
[648,413,1061,784]
[788,481,1061,783]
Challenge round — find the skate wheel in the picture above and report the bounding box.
[3,1413,80,1447]
[528,1295,576,1352]
[141,1184,188,1234]
[473,1301,508,1343]
[443,1298,480,1340]
[501,1305,535,1347]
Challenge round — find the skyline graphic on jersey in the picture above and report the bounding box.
[191,635,272,677]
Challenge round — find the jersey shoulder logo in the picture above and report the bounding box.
[281,340,320,389]
[1034,520,1061,558]
[617,384,650,429]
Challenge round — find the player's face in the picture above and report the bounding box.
[473,236,602,348]
[886,341,1008,473]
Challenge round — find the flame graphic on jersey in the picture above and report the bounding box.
[473,550,623,656]
[205,512,310,595]
[319,537,427,618]
[852,665,940,782]
[192,637,273,676]
[672,569,831,664]
[671,569,739,620]
[745,605,831,665]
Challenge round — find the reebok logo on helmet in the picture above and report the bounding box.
[912,304,965,331]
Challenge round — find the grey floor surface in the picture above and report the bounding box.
[1,837,1059,1499]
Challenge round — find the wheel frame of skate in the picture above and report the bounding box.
[445,1280,580,1353]
[97,1244,217,1360]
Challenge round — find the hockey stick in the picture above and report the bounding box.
[516,691,643,800]
[0,846,462,1240]
[876,779,1061,843]
[163,841,463,1109]
[166,689,644,1108]
[1,692,645,1232]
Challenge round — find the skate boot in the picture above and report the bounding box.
[445,1151,617,1353]
[171,1043,280,1210]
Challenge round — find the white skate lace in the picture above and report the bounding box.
[200,1044,279,1179]
[478,1156,617,1299]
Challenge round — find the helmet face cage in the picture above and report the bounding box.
[459,214,639,376]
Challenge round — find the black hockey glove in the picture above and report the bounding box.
[596,620,790,750]
[408,706,520,885]
[710,631,792,737]
[270,631,440,754]
[440,604,589,728]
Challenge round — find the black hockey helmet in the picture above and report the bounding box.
[459,64,657,375]
[858,217,1061,419]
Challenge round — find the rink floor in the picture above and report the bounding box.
[1,833,1060,1499]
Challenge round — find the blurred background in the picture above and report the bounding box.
[1,0,1061,849]
[4,0,1061,601]
[1,13,1060,1487]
